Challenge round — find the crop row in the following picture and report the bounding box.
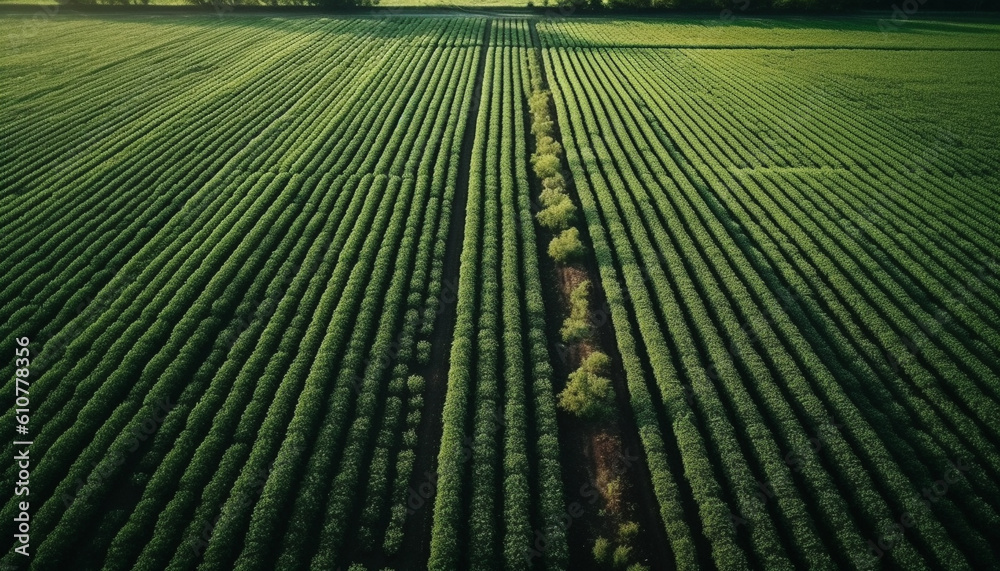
[0,17,485,570]
[429,19,567,571]
[544,43,999,570]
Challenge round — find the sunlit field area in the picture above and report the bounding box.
[2,12,999,571]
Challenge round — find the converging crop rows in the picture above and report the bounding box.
[1,13,998,571]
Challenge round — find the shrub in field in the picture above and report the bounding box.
[561,280,592,342]
[593,536,612,564]
[416,340,432,365]
[537,196,577,230]
[549,227,585,263]
[532,154,562,179]
[532,118,556,137]
[539,188,567,208]
[382,508,404,554]
[605,476,624,512]
[613,545,632,569]
[529,91,551,118]
[388,376,406,396]
[407,374,425,395]
[534,135,563,158]
[402,428,417,449]
[542,173,565,191]
[619,520,639,542]
[558,351,615,419]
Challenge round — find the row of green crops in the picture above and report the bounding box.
[0,16,486,570]
[543,38,1000,570]
[428,19,567,571]
[536,17,1000,50]
[4,13,999,571]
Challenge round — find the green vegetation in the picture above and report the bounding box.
[548,227,585,263]
[2,12,999,571]
[558,351,615,419]
[547,18,1000,570]
[0,15,485,570]
[560,280,591,342]
[612,544,632,568]
[539,16,1000,49]
[429,19,566,571]
[536,193,576,230]
[593,536,612,564]
[618,520,639,541]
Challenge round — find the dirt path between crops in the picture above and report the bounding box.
[527,20,675,571]
[390,19,492,571]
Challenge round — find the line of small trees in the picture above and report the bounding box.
[62,0,376,8]
[529,90,586,264]
[525,55,617,423]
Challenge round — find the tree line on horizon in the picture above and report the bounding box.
[49,0,1000,12]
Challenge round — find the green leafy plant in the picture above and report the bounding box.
[558,351,615,419]
[537,196,577,230]
[593,536,612,565]
[613,545,632,569]
[561,280,592,342]
[532,153,562,179]
[619,520,640,542]
[549,227,585,263]
[416,340,432,365]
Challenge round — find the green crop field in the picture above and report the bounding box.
[2,11,999,571]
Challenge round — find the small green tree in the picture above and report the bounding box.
[618,520,640,541]
[407,374,425,395]
[529,91,551,118]
[561,280,591,342]
[541,173,565,191]
[416,340,432,365]
[532,153,561,179]
[533,135,563,158]
[613,545,632,568]
[593,536,612,565]
[558,351,615,419]
[549,227,585,263]
[539,187,568,208]
[537,196,577,230]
